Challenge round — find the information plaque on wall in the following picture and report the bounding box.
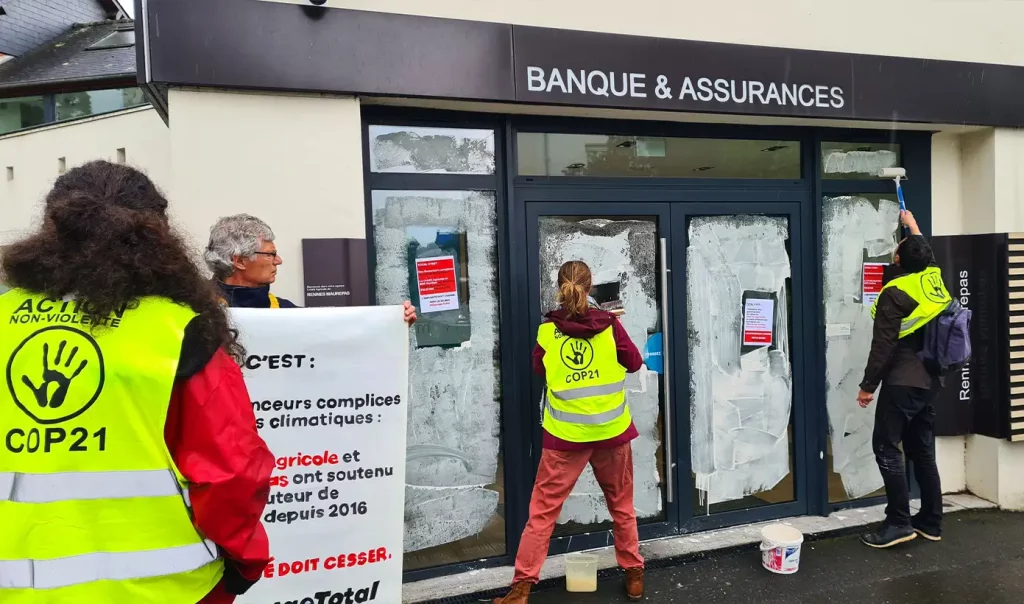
[301,238,370,308]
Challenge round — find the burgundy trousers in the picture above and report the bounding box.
[513,442,644,584]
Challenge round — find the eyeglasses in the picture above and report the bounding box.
[253,251,279,259]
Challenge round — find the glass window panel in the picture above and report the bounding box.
[687,215,795,514]
[822,142,901,180]
[87,30,136,50]
[370,190,504,569]
[822,194,901,502]
[536,216,666,536]
[55,88,148,122]
[518,133,800,178]
[0,96,45,134]
[369,125,495,174]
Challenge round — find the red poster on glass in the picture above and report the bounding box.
[862,263,887,306]
[415,256,459,313]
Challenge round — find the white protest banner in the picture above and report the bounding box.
[231,306,409,604]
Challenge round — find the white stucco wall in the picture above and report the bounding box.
[0,107,170,246]
[166,89,365,302]
[0,92,366,304]
[931,126,1024,507]
[260,0,1024,67]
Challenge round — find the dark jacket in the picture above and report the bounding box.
[533,308,644,451]
[859,235,938,393]
[216,281,297,308]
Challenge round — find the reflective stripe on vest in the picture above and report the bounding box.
[536,321,632,442]
[0,470,184,503]
[548,380,627,402]
[545,395,628,424]
[870,266,952,338]
[0,540,219,590]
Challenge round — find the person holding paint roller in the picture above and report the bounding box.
[856,167,954,549]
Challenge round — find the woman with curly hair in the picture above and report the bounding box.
[0,160,273,603]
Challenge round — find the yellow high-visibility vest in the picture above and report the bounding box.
[217,292,280,308]
[536,322,631,442]
[0,290,224,603]
[870,266,952,338]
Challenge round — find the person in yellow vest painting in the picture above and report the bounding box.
[857,210,949,550]
[205,214,417,324]
[0,161,275,603]
[494,261,645,604]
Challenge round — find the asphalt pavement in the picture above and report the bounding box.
[519,510,1024,604]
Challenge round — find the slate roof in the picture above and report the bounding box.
[0,20,136,94]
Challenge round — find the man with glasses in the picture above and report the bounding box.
[205,215,417,324]
[206,214,298,308]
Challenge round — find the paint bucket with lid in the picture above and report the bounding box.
[564,552,599,592]
[760,524,804,575]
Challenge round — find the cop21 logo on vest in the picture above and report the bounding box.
[6,326,106,424]
[921,272,948,304]
[558,333,595,372]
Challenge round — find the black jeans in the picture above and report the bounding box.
[872,383,943,533]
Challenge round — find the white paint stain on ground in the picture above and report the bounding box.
[688,216,793,507]
[537,218,663,524]
[822,195,900,499]
[372,191,502,552]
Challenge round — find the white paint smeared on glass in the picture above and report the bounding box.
[821,149,897,176]
[369,125,495,174]
[371,190,502,554]
[537,217,664,524]
[822,195,900,499]
[688,216,793,507]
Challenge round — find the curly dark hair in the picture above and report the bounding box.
[0,160,243,362]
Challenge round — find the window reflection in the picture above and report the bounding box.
[55,88,147,121]
[0,96,45,135]
[518,133,800,179]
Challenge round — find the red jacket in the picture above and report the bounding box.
[533,308,644,451]
[165,348,274,604]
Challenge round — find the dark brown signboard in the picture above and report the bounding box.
[137,0,1024,127]
[931,234,1010,438]
[301,238,370,308]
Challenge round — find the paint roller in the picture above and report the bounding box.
[877,167,908,232]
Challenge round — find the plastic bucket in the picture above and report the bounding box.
[760,524,804,575]
[564,552,599,592]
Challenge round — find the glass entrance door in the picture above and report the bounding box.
[525,203,675,545]
[524,200,809,544]
[673,205,808,526]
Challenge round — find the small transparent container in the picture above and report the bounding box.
[564,552,599,592]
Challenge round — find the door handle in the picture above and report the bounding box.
[659,237,673,504]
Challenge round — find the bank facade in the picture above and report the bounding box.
[3,0,1024,588]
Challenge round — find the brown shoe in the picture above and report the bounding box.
[493,582,531,604]
[625,568,644,601]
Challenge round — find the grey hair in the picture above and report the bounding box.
[204,214,276,280]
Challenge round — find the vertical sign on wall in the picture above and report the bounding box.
[302,238,370,308]
[232,307,409,603]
